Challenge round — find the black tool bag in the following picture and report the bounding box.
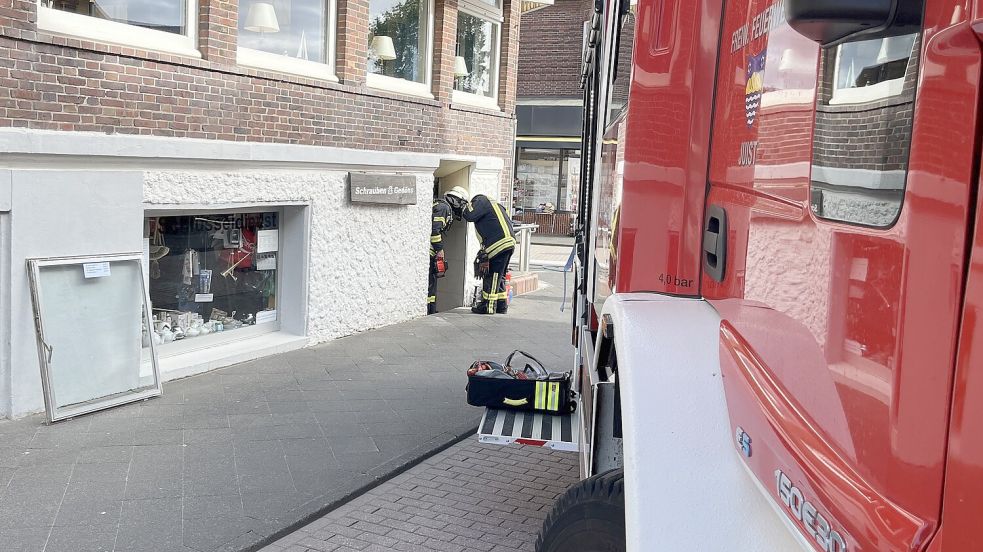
[466,350,575,414]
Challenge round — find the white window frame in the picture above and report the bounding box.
[36,0,200,58]
[237,0,339,82]
[366,0,436,98]
[451,3,503,110]
[829,38,916,105]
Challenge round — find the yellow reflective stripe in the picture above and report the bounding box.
[535,382,546,410]
[488,273,498,313]
[549,382,560,411]
[485,236,515,257]
[434,216,447,223]
[427,296,436,303]
[431,235,442,243]
[493,202,511,239]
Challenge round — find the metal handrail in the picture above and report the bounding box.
[513,224,538,272]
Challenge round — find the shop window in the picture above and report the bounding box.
[606,0,636,125]
[811,33,921,227]
[237,0,338,80]
[515,148,582,213]
[367,0,433,96]
[144,212,280,351]
[453,0,502,108]
[37,0,198,56]
[830,34,918,105]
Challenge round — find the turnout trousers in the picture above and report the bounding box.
[428,256,439,315]
[475,248,513,314]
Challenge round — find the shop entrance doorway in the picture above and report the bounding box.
[433,161,472,312]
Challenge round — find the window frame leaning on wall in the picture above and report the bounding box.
[237,0,340,81]
[36,0,201,58]
[451,0,503,110]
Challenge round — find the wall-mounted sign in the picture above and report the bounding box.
[349,173,418,205]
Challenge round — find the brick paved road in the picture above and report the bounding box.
[260,440,580,552]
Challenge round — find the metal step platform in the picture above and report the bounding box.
[477,408,580,452]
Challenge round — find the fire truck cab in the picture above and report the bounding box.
[480,0,983,550]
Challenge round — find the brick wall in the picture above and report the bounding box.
[517,0,592,99]
[0,0,518,191]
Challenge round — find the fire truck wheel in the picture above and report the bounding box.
[536,468,625,552]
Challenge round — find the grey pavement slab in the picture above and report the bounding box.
[260,439,579,552]
[0,271,572,552]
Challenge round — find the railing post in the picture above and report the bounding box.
[512,223,538,272]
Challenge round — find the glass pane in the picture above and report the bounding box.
[146,212,280,348]
[368,0,427,82]
[32,258,158,418]
[454,14,497,97]
[835,34,916,92]
[45,0,188,34]
[239,0,328,64]
[811,34,922,227]
[515,149,561,213]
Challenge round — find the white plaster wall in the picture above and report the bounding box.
[0,130,505,418]
[143,170,433,343]
[6,170,144,417]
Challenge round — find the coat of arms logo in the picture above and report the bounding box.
[745,50,767,127]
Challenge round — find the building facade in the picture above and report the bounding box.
[0,0,525,418]
[513,0,589,235]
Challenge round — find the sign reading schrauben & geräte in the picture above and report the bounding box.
[348,173,418,205]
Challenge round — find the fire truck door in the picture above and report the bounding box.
[702,0,982,550]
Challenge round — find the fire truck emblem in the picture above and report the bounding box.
[736,427,752,457]
[745,50,767,127]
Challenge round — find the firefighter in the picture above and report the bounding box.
[445,187,516,315]
[429,190,455,314]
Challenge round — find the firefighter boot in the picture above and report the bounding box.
[471,302,492,314]
[496,303,508,314]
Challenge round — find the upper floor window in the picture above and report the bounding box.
[367,0,434,97]
[38,0,198,57]
[830,34,918,105]
[453,0,502,109]
[237,0,338,81]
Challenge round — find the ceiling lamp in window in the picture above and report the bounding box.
[371,36,398,61]
[245,2,280,33]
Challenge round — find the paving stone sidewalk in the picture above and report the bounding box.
[0,272,572,552]
[260,439,580,552]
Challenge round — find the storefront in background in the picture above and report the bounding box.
[514,100,584,236]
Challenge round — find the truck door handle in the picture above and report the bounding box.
[703,205,727,283]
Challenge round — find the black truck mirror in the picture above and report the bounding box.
[785,0,923,46]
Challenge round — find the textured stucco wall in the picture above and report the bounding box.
[144,170,434,343]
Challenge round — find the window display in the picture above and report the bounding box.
[145,212,279,348]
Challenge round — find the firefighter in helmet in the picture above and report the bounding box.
[444,187,516,315]
[429,189,456,314]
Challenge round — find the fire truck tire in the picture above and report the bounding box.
[535,468,625,552]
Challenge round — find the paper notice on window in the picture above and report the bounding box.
[83,262,111,279]
[256,253,277,271]
[257,229,279,253]
[256,310,277,324]
[195,293,214,303]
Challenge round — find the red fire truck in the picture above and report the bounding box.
[479,0,983,549]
